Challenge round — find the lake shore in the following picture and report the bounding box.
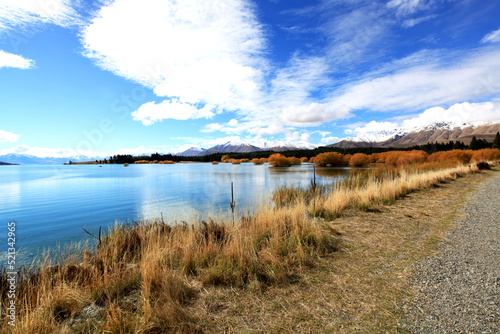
[2,158,497,333]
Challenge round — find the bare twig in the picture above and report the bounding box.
[230,182,236,225]
[82,226,100,244]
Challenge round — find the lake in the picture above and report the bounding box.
[0,163,354,265]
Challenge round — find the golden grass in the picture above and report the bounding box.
[1,207,338,332]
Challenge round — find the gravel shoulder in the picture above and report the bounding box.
[402,170,500,333]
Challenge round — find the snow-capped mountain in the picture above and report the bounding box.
[329,121,500,148]
[201,142,262,156]
[175,147,207,156]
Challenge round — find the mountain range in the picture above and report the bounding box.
[175,141,317,156]
[328,121,500,149]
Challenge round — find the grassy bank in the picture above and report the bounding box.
[1,157,498,332]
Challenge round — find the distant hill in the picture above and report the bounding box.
[0,153,104,165]
[0,161,18,165]
[328,121,500,149]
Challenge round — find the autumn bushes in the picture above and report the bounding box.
[312,149,500,168]
[231,148,500,168]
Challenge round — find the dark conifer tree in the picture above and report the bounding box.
[493,132,500,149]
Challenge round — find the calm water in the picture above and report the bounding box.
[0,163,353,264]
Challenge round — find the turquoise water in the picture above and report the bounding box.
[0,163,352,264]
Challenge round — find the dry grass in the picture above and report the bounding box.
[2,158,497,333]
[1,207,338,333]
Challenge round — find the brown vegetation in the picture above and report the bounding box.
[314,152,346,167]
[268,153,292,167]
[349,153,370,167]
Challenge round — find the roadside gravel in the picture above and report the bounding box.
[402,170,500,333]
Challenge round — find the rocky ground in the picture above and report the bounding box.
[402,170,500,333]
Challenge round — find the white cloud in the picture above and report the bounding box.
[331,47,500,112]
[270,55,330,108]
[402,14,436,28]
[81,0,266,115]
[227,119,238,127]
[481,28,500,44]
[387,0,430,16]
[320,136,342,145]
[0,129,20,143]
[352,121,399,134]
[201,118,249,133]
[131,99,215,125]
[248,122,284,135]
[0,50,34,69]
[0,0,79,33]
[281,103,351,126]
[300,133,312,142]
[401,101,500,128]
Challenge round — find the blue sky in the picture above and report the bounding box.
[1,0,500,158]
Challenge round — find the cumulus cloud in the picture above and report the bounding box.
[0,129,20,143]
[131,100,215,125]
[481,28,500,44]
[351,121,399,134]
[81,0,266,115]
[0,50,34,69]
[344,101,500,138]
[0,0,79,33]
[401,101,500,128]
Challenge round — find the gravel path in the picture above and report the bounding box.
[403,171,500,333]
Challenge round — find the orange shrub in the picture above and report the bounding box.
[395,150,428,166]
[428,150,474,164]
[343,154,352,165]
[382,151,405,166]
[240,158,250,163]
[471,148,500,162]
[309,157,316,163]
[134,160,150,164]
[268,153,292,167]
[349,153,370,167]
[300,157,309,163]
[231,159,241,164]
[251,158,265,165]
[314,152,347,166]
[288,157,301,165]
[369,153,380,163]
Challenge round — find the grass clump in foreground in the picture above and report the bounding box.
[0,204,338,333]
[1,157,497,333]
